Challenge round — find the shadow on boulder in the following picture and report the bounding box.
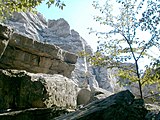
[55,90,148,120]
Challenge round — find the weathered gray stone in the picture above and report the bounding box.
[0,32,77,77]
[54,90,148,120]
[93,66,125,92]
[89,87,113,102]
[6,12,99,88]
[0,69,78,110]
[0,23,13,58]
[77,88,91,105]
[77,86,113,106]
[10,33,77,64]
[48,18,70,37]
[6,12,47,40]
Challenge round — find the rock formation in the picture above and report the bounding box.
[5,12,160,99]
[54,90,148,120]
[0,12,116,109]
[93,66,124,92]
[0,107,69,120]
[0,23,77,78]
[6,12,122,92]
[0,69,78,110]
[0,12,158,119]
[0,18,80,119]
[0,24,13,58]
[77,87,112,106]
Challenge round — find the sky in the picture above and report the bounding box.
[37,0,100,51]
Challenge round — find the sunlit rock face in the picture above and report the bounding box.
[6,12,128,92]
[92,66,124,92]
[1,13,160,119]
[0,24,77,78]
[4,12,160,104]
[6,12,99,88]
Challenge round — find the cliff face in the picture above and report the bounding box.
[0,27,77,78]
[0,12,159,120]
[6,12,123,92]
[0,22,79,111]
[0,13,118,115]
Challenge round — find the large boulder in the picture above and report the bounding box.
[0,69,78,110]
[77,86,112,106]
[54,90,148,120]
[77,88,91,106]
[89,87,113,102]
[0,25,78,77]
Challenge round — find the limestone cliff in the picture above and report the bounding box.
[0,14,113,109]
[0,22,79,110]
[6,12,123,92]
[0,26,77,78]
[0,13,159,119]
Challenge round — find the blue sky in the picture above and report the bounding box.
[37,0,99,51]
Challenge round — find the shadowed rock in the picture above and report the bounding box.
[0,107,69,120]
[0,24,13,58]
[54,90,148,120]
[0,69,78,110]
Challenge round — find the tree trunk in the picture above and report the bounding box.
[135,60,143,99]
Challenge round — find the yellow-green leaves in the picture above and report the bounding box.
[0,0,66,22]
[118,69,138,83]
[0,0,41,21]
[91,0,160,99]
[142,68,160,86]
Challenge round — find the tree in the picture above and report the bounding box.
[89,0,160,99]
[0,0,65,21]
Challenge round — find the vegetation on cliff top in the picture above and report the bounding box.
[0,0,65,21]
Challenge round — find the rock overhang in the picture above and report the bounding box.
[0,23,78,78]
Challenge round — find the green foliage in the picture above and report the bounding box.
[118,67,160,86]
[142,68,160,86]
[90,0,160,99]
[46,0,66,9]
[0,0,65,21]
[118,69,138,83]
